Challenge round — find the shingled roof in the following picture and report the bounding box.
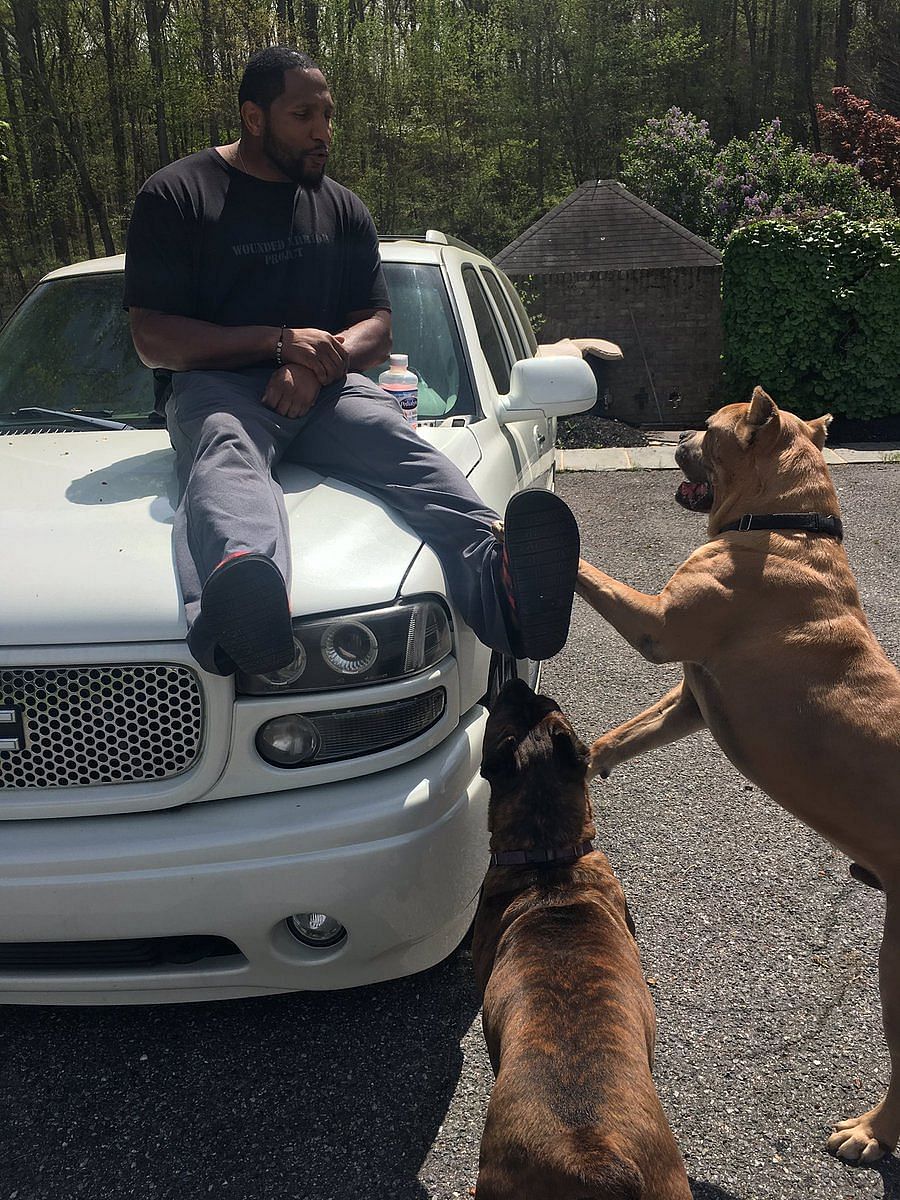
[494,180,721,274]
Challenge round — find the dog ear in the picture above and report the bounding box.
[551,724,590,775]
[480,733,518,780]
[807,413,833,449]
[741,386,779,447]
[747,386,777,428]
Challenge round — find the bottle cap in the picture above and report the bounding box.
[389,354,408,369]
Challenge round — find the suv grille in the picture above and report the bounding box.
[0,664,203,790]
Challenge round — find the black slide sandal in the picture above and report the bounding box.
[501,489,580,660]
[200,554,295,676]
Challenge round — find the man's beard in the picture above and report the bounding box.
[262,124,327,187]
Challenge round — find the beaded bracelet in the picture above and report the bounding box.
[275,324,285,367]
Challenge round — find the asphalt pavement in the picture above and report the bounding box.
[2,464,899,1200]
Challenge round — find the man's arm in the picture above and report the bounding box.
[336,309,392,372]
[130,309,350,384]
[260,309,393,421]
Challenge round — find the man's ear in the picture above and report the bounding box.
[807,413,833,449]
[480,734,517,781]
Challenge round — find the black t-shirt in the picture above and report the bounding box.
[124,148,391,409]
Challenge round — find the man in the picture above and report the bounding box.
[125,46,579,678]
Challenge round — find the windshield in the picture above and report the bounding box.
[0,274,155,426]
[0,261,474,428]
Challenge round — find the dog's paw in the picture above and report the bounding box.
[827,1109,895,1163]
[587,739,613,781]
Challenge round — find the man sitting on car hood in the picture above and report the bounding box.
[124,45,579,679]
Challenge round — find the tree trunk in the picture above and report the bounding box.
[10,0,69,260]
[100,0,129,214]
[795,0,821,147]
[143,0,170,167]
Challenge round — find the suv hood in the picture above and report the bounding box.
[0,426,481,647]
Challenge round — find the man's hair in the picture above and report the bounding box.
[238,46,320,111]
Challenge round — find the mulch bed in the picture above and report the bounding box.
[556,413,649,450]
[557,412,900,450]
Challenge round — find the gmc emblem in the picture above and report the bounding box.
[0,706,26,752]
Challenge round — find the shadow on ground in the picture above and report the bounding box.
[0,949,479,1200]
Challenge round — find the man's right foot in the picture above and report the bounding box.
[200,553,295,676]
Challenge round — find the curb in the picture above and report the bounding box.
[556,445,900,472]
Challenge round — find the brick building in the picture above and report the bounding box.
[495,180,724,425]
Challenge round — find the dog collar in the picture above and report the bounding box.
[719,512,843,541]
[488,839,595,869]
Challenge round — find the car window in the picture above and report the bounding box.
[365,262,474,419]
[480,268,528,362]
[498,273,538,355]
[462,267,512,394]
[0,261,476,429]
[0,275,156,426]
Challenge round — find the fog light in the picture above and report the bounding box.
[321,620,378,674]
[286,912,346,948]
[256,714,320,767]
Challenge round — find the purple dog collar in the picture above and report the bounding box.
[488,839,595,869]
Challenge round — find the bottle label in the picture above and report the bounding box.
[384,385,418,428]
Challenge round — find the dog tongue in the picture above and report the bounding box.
[675,481,713,512]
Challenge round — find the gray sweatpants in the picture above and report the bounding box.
[167,367,513,672]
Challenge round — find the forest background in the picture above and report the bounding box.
[0,0,897,317]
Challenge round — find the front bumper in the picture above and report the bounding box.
[0,705,490,1004]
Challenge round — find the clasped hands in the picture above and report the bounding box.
[262,326,348,420]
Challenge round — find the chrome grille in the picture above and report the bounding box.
[0,664,203,790]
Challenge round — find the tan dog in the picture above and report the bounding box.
[473,677,692,1199]
[576,387,900,1163]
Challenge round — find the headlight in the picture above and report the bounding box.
[236,597,452,695]
[321,620,378,675]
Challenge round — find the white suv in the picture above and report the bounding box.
[0,232,595,1003]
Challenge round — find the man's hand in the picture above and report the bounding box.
[282,327,348,385]
[261,364,320,420]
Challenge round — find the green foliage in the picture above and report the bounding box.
[620,109,719,240]
[622,110,895,247]
[722,213,900,420]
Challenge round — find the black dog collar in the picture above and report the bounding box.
[719,512,843,541]
[488,839,595,869]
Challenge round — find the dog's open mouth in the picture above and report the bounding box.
[675,480,714,512]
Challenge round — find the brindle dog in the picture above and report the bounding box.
[472,678,691,1200]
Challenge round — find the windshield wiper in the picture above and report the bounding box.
[10,407,134,430]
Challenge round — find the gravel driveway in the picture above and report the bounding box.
[1,465,898,1200]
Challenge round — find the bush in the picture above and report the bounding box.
[621,109,894,247]
[722,213,900,420]
[619,109,719,242]
[817,88,900,204]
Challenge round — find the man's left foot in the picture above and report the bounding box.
[498,489,580,660]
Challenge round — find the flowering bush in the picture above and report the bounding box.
[619,109,719,241]
[723,214,900,419]
[817,88,900,203]
[621,108,894,247]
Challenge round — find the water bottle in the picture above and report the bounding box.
[378,353,418,429]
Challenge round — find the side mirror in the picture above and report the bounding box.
[496,356,597,426]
